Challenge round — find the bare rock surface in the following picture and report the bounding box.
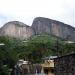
[32,17,75,41]
[0,17,75,41]
[0,21,34,39]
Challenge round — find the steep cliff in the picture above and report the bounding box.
[32,17,75,41]
[0,21,34,39]
[0,17,75,41]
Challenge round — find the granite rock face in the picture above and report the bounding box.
[32,17,75,41]
[0,21,34,39]
[0,17,75,41]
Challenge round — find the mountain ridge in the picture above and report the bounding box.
[0,17,75,41]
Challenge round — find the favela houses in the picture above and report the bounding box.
[0,17,75,75]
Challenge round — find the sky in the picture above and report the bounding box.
[0,0,75,27]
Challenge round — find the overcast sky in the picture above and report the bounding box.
[0,0,75,27]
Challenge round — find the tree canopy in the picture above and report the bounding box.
[0,35,75,74]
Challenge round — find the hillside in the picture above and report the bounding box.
[0,21,34,39]
[0,17,75,41]
[32,17,75,41]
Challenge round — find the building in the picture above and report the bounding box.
[41,56,57,75]
[54,53,75,75]
[14,56,56,75]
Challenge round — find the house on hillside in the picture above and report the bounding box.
[14,56,56,75]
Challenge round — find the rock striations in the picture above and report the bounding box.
[0,21,34,39]
[0,17,75,41]
[32,17,75,41]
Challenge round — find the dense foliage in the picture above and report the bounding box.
[0,35,75,74]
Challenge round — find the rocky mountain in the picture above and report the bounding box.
[0,17,75,41]
[0,21,34,39]
[32,17,75,41]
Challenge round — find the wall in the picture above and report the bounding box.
[54,53,75,75]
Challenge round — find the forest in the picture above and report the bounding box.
[0,34,75,75]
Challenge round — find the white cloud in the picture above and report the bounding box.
[0,0,75,27]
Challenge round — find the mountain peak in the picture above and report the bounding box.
[0,17,75,41]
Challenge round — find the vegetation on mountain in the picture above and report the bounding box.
[0,34,75,74]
